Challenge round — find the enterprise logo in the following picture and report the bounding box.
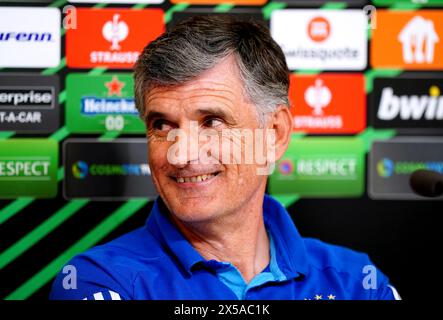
[0,88,54,124]
[377,158,443,178]
[0,88,54,108]
[0,75,59,133]
[72,161,151,179]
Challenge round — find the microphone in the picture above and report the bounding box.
[410,169,443,198]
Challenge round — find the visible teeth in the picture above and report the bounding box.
[176,174,215,183]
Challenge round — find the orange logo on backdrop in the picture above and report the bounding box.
[307,17,330,43]
[66,8,164,69]
[170,0,267,3]
[371,10,443,69]
[289,74,366,134]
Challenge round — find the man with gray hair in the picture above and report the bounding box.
[50,16,400,300]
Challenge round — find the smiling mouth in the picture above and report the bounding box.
[172,172,221,184]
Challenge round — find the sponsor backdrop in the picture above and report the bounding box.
[0,0,442,300]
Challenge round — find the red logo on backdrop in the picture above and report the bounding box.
[105,75,125,96]
[307,17,330,42]
[289,74,366,134]
[66,8,165,69]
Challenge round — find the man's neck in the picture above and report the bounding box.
[170,190,270,284]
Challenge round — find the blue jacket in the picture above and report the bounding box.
[50,195,400,300]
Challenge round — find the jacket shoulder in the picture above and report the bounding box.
[303,237,373,276]
[50,226,166,300]
[302,238,396,300]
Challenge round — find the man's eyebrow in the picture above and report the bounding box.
[145,110,167,123]
[196,107,235,123]
[145,106,236,124]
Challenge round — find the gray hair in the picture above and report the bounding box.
[134,15,290,126]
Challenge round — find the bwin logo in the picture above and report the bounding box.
[378,86,443,121]
[0,32,53,42]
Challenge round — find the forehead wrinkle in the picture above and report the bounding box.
[146,74,242,97]
[145,84,243,116]
[180,80,252,107]
[148,83,238,99]
[184,91,237,109]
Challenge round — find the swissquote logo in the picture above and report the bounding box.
[66,8,164,69]
[371,10,443,69]
[289,74,365,134]
[271,9,367,70]
[307,16,330,43]
[0,7,60,68]
[372,76,443,130]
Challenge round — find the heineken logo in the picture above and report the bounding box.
[105,75,125,96]
[66,73,144,134]
[81,98,137,115]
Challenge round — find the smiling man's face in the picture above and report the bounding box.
[144,55,269,223]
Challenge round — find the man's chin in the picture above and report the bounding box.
[168,198,222,223]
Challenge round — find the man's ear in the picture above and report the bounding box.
[268,105,293,162]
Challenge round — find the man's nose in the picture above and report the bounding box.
[169,121,200,168]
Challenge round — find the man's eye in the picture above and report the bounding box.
[203,117,223,128]
[152,120,174,132]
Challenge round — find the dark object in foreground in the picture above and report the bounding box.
[410,169,443,198]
